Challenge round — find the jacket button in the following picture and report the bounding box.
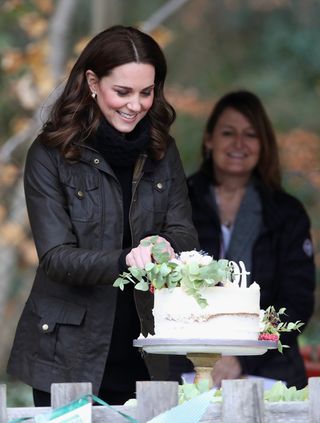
[77,190,84,198]
[42,324,49,331]
[156,182,163,190]
[93,158,100,164]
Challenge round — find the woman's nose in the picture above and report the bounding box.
[234,133,244,147]
[127,96,142,112]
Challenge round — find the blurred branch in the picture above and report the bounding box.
[91,0,122,35]
[0,118,39,164]
[49,0,78,84]
[140,0,191,33]
[0,0,78,164]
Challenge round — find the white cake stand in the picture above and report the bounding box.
[133,338,278,387]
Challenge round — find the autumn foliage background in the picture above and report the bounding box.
[0,0,320,403]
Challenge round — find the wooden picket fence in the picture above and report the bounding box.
[1,377,320,422]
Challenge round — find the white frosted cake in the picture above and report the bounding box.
[118,251,262,342]
[151,282,261,341]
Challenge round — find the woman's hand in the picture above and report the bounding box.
[211,356,242,388]
[125,236,175,268]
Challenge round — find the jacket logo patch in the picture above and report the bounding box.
[303,239,313,257]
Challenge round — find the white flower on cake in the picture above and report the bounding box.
[177,250,213,266]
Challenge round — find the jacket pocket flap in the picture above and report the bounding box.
[60,172,99,191]
[35,298,86,333]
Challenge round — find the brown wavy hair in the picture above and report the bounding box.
[41,25,176,160]
[201,90,281,190]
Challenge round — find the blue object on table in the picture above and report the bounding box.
[147,389,216,423]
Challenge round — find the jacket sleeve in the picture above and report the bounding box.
[24,140,122,286]
[274,200,315,344]
[240,197,315,386]
[159,140,199,252]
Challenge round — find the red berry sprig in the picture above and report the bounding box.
[259,333,279,341]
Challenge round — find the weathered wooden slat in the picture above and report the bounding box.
[7,406,51,421]
[136,381,178,423]
[92,405,136,422]
[265,402,308,423]
[308,377,320,423]
[51,382,92,408]
[222,379,264,423]
[0,385,7,423]
[197,399,310,423]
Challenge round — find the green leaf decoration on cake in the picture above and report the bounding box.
[113,236,232,307]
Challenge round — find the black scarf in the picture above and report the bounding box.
[92,117,150,167]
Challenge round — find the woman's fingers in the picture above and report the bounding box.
[126,245,152,268]
[126,236,175,268]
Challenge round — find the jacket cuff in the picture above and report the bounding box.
[118,248,131,274]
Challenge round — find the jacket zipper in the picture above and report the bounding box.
[129,154,148,331]
[129,153,147,246]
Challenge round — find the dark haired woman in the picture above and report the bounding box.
[171,90,315,389]
[7,25,198,405]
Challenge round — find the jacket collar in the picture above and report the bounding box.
[195,166,284,231]
[74,142,157,179]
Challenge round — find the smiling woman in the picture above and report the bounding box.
[206,108,261,181]
[204,107,261,227]
[6,25,199,407]
[86,62,155,133]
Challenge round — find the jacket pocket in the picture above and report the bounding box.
[60,172,100,222]
[34,297,87,368]
[139,176,171,213]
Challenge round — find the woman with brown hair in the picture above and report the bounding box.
[171,90,315,389]
[7,25,198,405]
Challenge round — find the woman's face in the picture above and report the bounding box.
[87,62,155,133]
[205,107,261,179]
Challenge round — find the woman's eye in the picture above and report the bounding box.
[115,90,129,97]
[222,131,233,136]
[246,132,258,138]
[141,91,153,97]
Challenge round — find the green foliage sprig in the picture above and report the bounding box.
[264,381,308,402]
[113,236,231,307]
[259,306,304,352]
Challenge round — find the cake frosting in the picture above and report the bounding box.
[151,282,261,340]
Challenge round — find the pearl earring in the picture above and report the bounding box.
[91,92,97,99]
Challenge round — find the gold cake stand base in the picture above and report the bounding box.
[186,352,221,387]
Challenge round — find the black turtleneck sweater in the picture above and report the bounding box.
[92,118,150,394]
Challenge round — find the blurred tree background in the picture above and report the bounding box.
[0,0,319,405]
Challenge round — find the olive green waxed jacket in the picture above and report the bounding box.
[7,137,198,394]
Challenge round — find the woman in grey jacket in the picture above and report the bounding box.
[7,25,198,405]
